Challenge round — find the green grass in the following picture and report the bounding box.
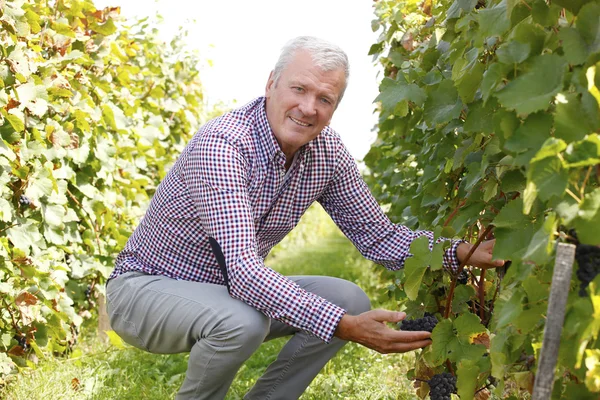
[1,205,418,400]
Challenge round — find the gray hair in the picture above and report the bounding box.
[272,36,350,105]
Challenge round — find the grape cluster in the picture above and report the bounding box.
[456,270,468,285]
[575,244,600,297]
[428,372,457,400]
[400,315,438,332]
[19,195,31,207]
[13,334,29,351]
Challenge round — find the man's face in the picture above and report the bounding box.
[265,50,346,159]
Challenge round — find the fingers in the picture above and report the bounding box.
[383,339,433,354]
[367,309,406,323]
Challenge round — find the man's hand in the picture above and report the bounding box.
[457,239,505,269]
[334,310,431,354]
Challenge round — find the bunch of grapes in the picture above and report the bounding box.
[428,372,457,400]
[575,244,600,297]
[13,334,29,351]
[19,195,31,207]
[456,270,468,285]
[84,285,92,300]
[399,315,438,332]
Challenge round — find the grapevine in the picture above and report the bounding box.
[367,0,600,397]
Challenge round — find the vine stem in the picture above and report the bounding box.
[443,199,466,227]
[478,269,486,320]
[444,225,494,319]
[0,223,18,234]
[565,188,582,203]
[580,166,593,198]
[66,189,103,255]
[2,298,21,334]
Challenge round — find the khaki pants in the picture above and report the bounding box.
[106,271,371,400]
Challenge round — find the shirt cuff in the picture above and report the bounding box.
[310,300,346,343]
[443,239,466,273]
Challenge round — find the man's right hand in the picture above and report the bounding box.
[333,309,432,354]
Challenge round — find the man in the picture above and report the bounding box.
[106,36,504,399]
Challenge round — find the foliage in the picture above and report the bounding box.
[366,0,600,398]
[0,0,210,381]
[0,218,418,399]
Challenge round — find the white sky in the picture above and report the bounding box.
[95,0,381,159]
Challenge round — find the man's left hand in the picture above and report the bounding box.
[456,239,505,269]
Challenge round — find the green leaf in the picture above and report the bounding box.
[481,63,510,103]
[494,224,536,261]
[552,0,593,15]
[430,319,454,365]
[504,112,552,154]
[531,137,567,163]
[576,3,600,56]
[554,93,597,142]
[523,212,557,264]
[457,359,480,399]
[564,134,600,168]
[493,289,525,329]
[495,54,566,115]
[532,0,560,27]
[496,41,530,65]
[573,188,600,245]
[527,156,568,202]
[404,236,432,300]
[90,19,118,36]
[464,100,496,133]
[1,109,24,132]
[424,80,463,125]
[478,1,510,38]
[493,198,528,228]
[375,77,427,111]
[559,28,588,66]
[6,221,44,254]
[514,304,546,334]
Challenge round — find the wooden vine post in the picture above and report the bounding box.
[531,242,577,400]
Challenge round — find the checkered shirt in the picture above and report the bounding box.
[109,97,462,343]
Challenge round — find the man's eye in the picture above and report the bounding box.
[321,98,331,105]
[293,87,304,92]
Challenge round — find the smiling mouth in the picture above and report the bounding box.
[289,116,312,127]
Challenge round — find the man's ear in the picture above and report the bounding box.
[265,71,275,97]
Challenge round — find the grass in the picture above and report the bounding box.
[1,205,419,400]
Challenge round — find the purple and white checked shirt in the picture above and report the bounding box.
[110,97,462,343]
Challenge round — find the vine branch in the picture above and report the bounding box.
[444,224,494,319]
[66,189,103,255]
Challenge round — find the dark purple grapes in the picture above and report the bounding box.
[428,372,456,400]
[13,334,29,351]
[457,270,468,285]
[575,244,600,297]
[399,315,438,332]
[19,195,30,207]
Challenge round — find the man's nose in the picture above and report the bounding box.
[298,96,317,117]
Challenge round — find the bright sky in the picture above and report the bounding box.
[95,0,381,159]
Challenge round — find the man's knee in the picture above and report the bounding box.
[305,277,371,316]
[338,280,371,316]
[218,307,270,353]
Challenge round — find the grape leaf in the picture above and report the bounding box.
[495,54,566,115]
[457,359,480,399]
[424,80,463,124]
